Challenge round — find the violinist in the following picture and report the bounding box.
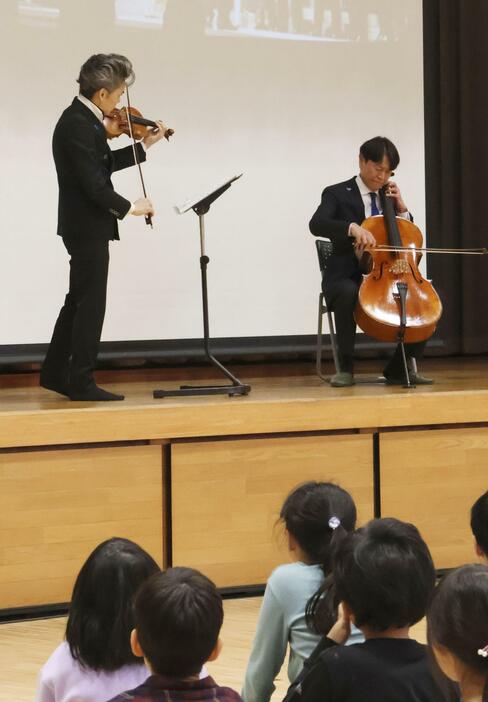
[40,54,168,401]
[309,136,432,387]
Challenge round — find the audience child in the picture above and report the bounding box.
[106,566,242,702]
[428,564,488,702]
[286,518,447,702]
[35,537,159,702]
[471,490,488,561]
[242,481,358,702]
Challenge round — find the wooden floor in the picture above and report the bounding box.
[0,596,427,702]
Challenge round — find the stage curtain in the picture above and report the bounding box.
[423,0,488,354]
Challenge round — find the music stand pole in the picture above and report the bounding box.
[153,176,251,399]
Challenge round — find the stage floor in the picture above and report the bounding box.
[1,356,488,449]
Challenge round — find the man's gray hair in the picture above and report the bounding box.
[77,53,135,98]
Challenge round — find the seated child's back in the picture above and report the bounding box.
[106,567,242,702]
[35,537,159,702]
[287,518,452,702]
[242,481,359,702]
[428,564,488,702]
[471,489,488,561]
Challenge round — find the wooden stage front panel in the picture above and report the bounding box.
[171,434,375,587]
[380,427,488,570]
[0,359,487,612]
[0,444,165,610]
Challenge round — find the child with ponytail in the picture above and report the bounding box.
[428,564,488,702]
[242,481,358,702]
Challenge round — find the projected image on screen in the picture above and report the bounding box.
[116,0,164,28]
[17,0,60,25]
[16,0,408,41]
[204,0,408,42]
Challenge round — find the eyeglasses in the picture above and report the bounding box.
[371,164,394,177]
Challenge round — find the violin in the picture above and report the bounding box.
[103,100,174,229]
[104,106,174,141]
[354,186,443,344]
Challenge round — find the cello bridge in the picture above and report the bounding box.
[389,260,410,275]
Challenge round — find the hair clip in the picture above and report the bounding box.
[478,645,488,658]
[328,516,341,530]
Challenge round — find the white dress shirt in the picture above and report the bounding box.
[355,175,410,219]
[77,93,104,122]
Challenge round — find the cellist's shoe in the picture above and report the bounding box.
[329,372,355,387]
[384,372,434,385]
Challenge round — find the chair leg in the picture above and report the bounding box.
[316,293,328,382]
[317,293,340,381]
[327,307,340,374]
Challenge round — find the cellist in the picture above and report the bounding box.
[309,136,432,388]
[40,54,168,402]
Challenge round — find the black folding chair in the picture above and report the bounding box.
[315,239,340,381]
[315,239,419,383]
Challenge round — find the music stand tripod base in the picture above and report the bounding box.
[153,174,251,400]
[153,384,250,399]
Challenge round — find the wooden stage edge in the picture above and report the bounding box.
[1,356,488,448]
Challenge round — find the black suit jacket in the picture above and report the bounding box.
[53,98,147,244]
[309,176,414,287]
[309,176,365,285]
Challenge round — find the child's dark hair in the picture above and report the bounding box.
[280,481,357,570]
[471,489,488,557]
[66,537,159,671]
[134,567,223,678]
[308,517,435,633]
[360,136,400,170]
[428,564,488,702]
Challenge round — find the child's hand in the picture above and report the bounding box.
[327,602,351,645]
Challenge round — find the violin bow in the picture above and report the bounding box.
[125,85,152,228]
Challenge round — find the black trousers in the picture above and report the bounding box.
[41,238,110,393]
[324,275,426,376]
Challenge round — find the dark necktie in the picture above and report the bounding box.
[370,192,380,216]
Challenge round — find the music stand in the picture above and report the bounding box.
[153,174,251,399]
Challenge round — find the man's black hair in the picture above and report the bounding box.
[66,537,159,671]
[360,136,400,171]
[471,489,488,556]
[134,567,223,678]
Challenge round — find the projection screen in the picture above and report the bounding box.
[0,0,425,347]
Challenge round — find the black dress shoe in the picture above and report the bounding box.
[384,372,433,386]
[69,385,125,401]
[40,376,70,397]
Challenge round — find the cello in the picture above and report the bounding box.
[354,186,443,383]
